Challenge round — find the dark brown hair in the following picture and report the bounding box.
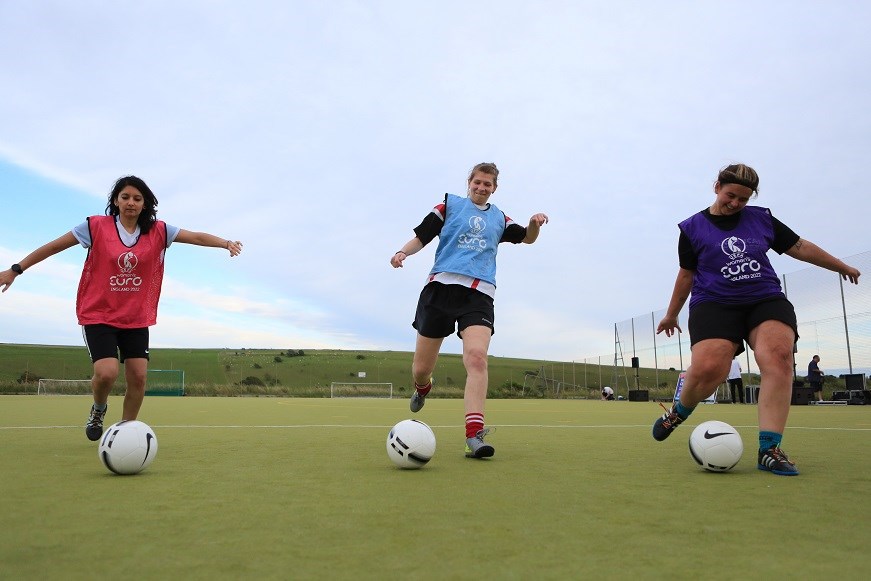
[105,176,159,234]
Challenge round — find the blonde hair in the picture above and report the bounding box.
[468,162,499,187]
[717,163,759,194]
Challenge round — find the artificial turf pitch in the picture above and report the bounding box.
[1,396,870,579]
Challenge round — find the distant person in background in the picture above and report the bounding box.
[652,163,861,476]
[727,357,745,403]
[601,386,615,400]
[390,162,548,459]
[807,355,824,402]
[0,176,242,441]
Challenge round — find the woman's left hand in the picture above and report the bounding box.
[226,240,243,257]
[529,213,549,227]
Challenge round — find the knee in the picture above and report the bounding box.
[759,346,794,374]
[463,348,488,375]
[92,366,118,386]
[129,376,147,391]
[412,362,433,381]
[689,360,729,384]
[126,368,148,390]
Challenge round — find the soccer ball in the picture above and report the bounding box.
[689,420,743,472]
[386,419,436,469]
[98,420,158,475]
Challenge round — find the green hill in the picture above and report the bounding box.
[0,343,688,399]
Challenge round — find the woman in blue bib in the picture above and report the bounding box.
[652,163,861,475]
[390,162,548,459]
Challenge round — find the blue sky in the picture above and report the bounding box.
[1,1,869,362]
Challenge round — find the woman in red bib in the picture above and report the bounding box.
[0,176,242,441]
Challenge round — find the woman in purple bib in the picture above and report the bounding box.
[651,163,860,475]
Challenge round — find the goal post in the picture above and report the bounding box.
[37,379,92,395]
[330,382,393,399]
[146,369,185,396]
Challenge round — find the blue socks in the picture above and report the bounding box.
[674,401,694,419]
[759,431,782,452]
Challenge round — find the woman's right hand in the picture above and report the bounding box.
[656,315,682,337]
[390,251,407,268]
[0,269,17,293]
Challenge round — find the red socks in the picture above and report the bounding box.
[414,381,432,396]
[465,412,484,438]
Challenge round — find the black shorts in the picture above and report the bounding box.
[82,324,150,363]
[688,297,798,357]
[413,282,495,339]
[810,382,823,392]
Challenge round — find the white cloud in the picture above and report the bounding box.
[1,1,869,362]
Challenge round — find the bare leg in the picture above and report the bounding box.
[121,358,148,421]
[678,339,736,408]
[460,326,492,416]
[412,334,444,387]
[92,358,120,404]
[749,321,795,434]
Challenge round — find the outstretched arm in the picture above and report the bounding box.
[657,268,694,336]
[175,230,243,257]
[390,237,425,268]
[785,238,860,284]
[0,232,79,293]
[522,213,549,244]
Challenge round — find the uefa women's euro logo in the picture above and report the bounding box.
[110,251,142,290]
[721,236,746,256]
[118,251,138,272]
[457,216,488,250]
[719,236,761,281]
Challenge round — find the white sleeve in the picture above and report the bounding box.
[71,221,91,248]
[165,224,181,246]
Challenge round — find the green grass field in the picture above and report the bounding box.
[1,396,870,579]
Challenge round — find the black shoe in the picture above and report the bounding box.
[652,403,684,441]
[85,404,107,441]
[757,446,799,476]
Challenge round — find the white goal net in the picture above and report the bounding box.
[146,369,185,396]
[330,382,393,399]
[37,379,92,395]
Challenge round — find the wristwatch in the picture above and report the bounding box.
[11,264,23,275]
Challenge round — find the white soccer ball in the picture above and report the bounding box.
[98,420,158,475]
[386,419,436,469]
[688,420,743,472]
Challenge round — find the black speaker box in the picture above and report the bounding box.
[631,357,639,369]
[845,374,866,390]
[628,390,648,402]
[791,387,814,405]
[833,391,848,401]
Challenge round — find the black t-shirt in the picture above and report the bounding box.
[678,209,800,270]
